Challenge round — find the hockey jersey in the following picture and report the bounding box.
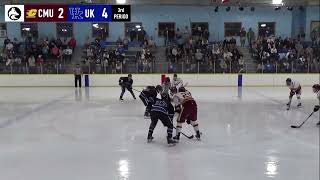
[288,80,301,91]
[119,77,133,88]
[172,77,183,89]
[151,98,170,115]
[140,86,157,104]
[172,91,194,106]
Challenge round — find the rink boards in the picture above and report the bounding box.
[0,74,318,87]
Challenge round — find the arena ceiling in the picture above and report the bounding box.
[2,0,320,6]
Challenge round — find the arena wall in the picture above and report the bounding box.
[0,74,318,87]
[2,5,319,45]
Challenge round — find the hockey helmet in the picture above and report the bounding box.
[156,85,163,93]
[178,86,186,92]
[286,78,291,86]
[312,84,320,93]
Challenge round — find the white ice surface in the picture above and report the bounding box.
[0,87,319,180]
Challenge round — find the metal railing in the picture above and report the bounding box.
[0,60,319,74]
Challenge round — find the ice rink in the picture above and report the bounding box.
[0,87,319,180]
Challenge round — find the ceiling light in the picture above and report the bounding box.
[261,24,267,27]
[272,0,283,5]
[116,0,126,4]
[22,27,31,31]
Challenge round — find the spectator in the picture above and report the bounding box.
[138,27,146,43]
[111,62,116,74]
[28,55,36,73]
[116,61,122,73]
[240,28,247,47]
[129,28,137,42]
[138,59,144,72]
[220,59,228,73]
[51,45,59,58]
[64,46,73,62]
[310,29,318,45]
[195,49,204,63]
[164,27,169,46]
[247,28,255,47]
[171,46,178,62]
[143,59,149,72]
[68,37,77,51]
[230,37,236,46]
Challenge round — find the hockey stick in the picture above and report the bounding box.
[291,111,314,128]
[173,126,194,139]
[168,116,194,139]
[132,88,141,93]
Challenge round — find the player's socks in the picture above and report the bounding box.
[297,97,301,107]
[119,97,124,101]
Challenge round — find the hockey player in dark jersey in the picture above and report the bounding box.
[147,93,177,145]
[119,74,136,100]
[139,85,163,118]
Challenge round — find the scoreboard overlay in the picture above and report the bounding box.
[5,4,131,22]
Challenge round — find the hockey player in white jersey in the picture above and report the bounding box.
[172,87,201,141]
[286,78,302,110]
[172,74,184,89]
[312,84,320,125]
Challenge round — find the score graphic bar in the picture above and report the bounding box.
[4,4,131,22]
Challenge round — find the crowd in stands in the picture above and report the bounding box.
[165,26,244,73]
[2,25,319,74]
[0,36,76,74]
[82,26,156,74]
[251,36,320,73]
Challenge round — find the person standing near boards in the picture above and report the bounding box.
[74,64,82,88]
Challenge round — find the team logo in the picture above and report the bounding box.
[26,9,37,18]
[5,5,24,22]
[8,7,21,20]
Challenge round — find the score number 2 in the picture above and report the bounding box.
[58,8,64,19]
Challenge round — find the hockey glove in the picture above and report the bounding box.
[174,105,181,113]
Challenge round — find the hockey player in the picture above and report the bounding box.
[162,77,171,95]
[119,74,136,100]
[312,84,320,125]
[286,78,302,110]
[172,87,201,141]
[172,74,184,89]
[139,85,163,118]
[147,93,177,145]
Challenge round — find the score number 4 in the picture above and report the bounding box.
[102,8,108,18]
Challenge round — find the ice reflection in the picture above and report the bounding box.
[118,159,130,180]
[265,156,279,178]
